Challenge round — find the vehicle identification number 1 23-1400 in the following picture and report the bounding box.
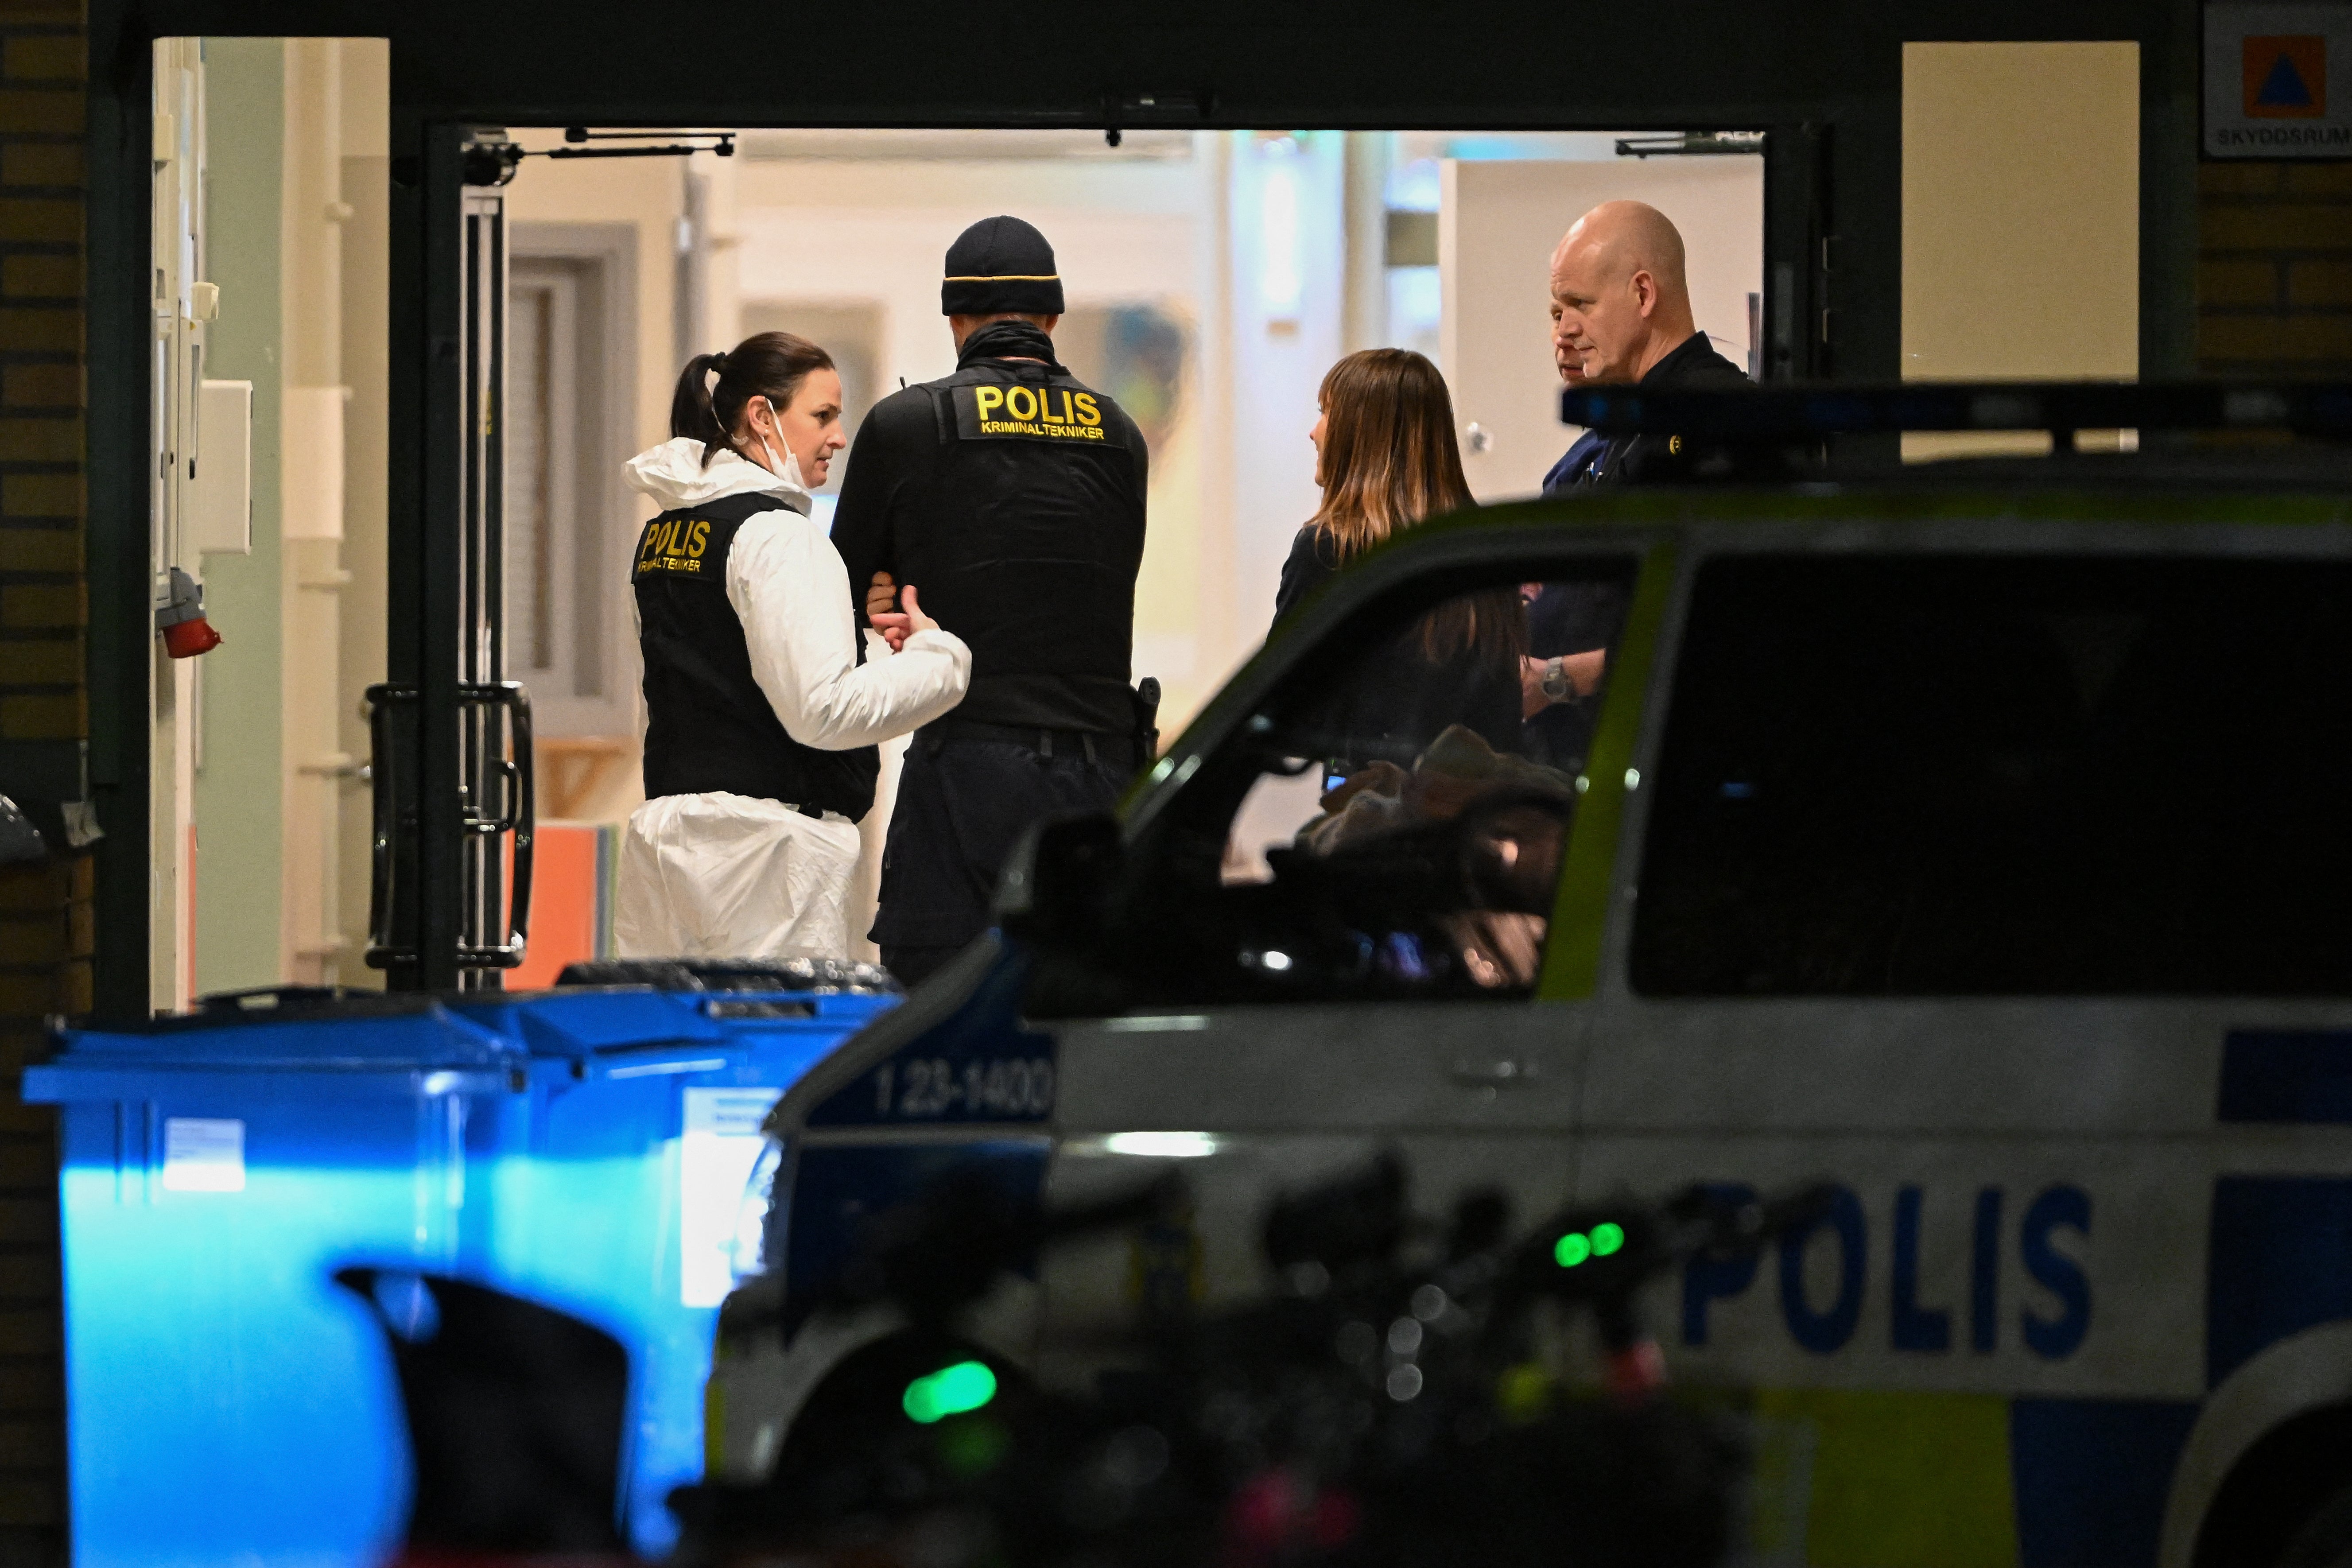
[873,1057,1056,1119]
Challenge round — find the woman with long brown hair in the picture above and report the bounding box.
[1274,348,1525,761]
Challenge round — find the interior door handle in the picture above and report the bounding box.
[1450,1055,1537,1089]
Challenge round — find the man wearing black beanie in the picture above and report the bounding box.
[831,215,1151,987]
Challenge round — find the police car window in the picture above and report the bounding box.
[1635,554,2352,996]
[1122,562,1637,1005]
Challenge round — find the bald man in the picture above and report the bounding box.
[1548,199,1750,486]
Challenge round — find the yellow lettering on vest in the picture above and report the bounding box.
[1072,391,1102,427]
[1005,385,1038,422]
[687,520,709,558]
[974,386,1004,422]
[667,520,694,557]
[1041,388,1068,424]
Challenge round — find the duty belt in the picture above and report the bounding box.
[919,717,1143,769]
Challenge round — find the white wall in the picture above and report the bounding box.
[1902,42,2141,458]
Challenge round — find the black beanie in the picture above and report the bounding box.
[941,215,1065,316]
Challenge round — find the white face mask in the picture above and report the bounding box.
[749,397,807,489]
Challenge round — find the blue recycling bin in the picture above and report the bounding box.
[28,975,900,1566]
[23,996,529,1568]
[459,984,898,1555]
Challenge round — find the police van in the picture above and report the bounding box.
[730,456,2352,1568]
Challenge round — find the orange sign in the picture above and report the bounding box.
[2245,34,2326,117]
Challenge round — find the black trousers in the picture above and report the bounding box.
[873,732,1132,986]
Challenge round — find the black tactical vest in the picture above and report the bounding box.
[633,491,879,821]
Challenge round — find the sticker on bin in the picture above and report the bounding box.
[681,1088,784,1308]
[161,1118,245,1193]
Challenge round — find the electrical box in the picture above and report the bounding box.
[191,378,252,556]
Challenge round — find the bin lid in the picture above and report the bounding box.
[453,988,730,1062]
[551,957,899,994]
[23,997,524,1095]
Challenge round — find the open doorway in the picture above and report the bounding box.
[147,101,1763,999]
[484,125,1762,977]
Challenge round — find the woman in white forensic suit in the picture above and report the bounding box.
[615,332,970,962]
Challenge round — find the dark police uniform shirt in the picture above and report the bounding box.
[1580,330,1752,487]
[831,322,1149,737]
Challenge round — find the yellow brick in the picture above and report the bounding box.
[4,36,82,83]
[0,641,78,682]
[0,306,77,351]
[0,922,61,969]
[0,865,64,913]
[0,1417,57,1471]
[2200,259,2278,308]
[2198,312,2352,363]
[0,255,74,302]
[0,582,77,630]
[0,1253,58,1304]
[0,142,77,190]
[1,364,74,407]
[0,198,76,245]
[2203,202,2352,250]
[0,637,76,683]
[0,1302,54,1349]
[2287,260,2352,307]
[0,972,54,1020]
[2201,162,2286,196]
[0,90,77,137]
[0,691,80,738]
[0,1098,49,1139]
[0,1361,61,1413]
[54,958,84,1017]
[0,1419,58,1471]
[0,418,78,463]
[0,1141,47,1194]
[1,473,78,518]
[0,1474,62,1526]
[0,529,76,574]
[2283,163,2352,197]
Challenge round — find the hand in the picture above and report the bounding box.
[864,571,899,623]
[899,584,939,637]
[872,584,939,653]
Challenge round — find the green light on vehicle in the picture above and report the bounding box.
[1591,1222,1626,1257]
[1554,1232,1592,1268]
[903,1360,998,1424]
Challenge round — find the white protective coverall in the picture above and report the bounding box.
[614,438,971,961]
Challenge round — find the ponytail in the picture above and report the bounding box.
[668,332,836,469]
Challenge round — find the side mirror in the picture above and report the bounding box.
[995,811,1125,955]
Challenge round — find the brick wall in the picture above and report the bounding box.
[2197,162,2352,377]
[0,0,84,1560]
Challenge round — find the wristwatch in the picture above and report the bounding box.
[1540,656,1576,704]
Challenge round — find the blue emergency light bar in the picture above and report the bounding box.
[1561,382,2352,441]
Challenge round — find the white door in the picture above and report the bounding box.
[1440,157,1764,501]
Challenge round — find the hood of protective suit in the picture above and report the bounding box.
[625,436,813,516]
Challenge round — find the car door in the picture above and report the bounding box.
[1032,520,1667,1384]
[1571,510,2352,1564]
